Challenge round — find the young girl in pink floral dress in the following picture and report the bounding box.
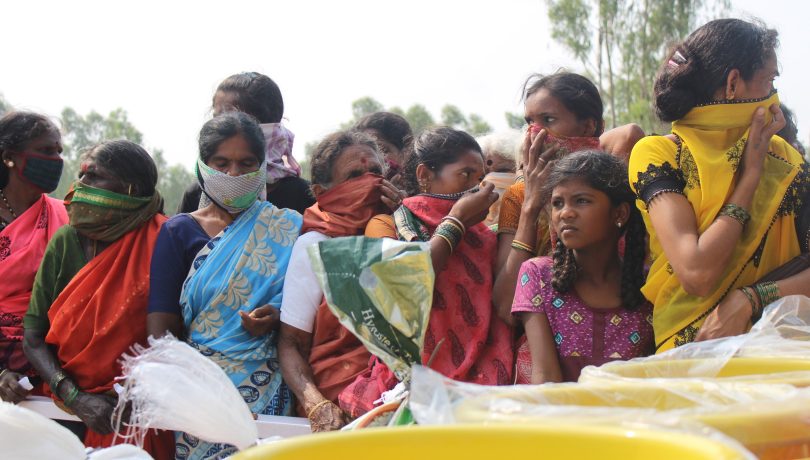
[512,151,653,383]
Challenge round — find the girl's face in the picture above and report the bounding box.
[212,91,240,117]
[524,88,597,138]
[206,134,261,176]
[550,178,627,251]
[419,149,484,195]
[363,129,404,167]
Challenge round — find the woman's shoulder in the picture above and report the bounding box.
[519,256,554,279]
[629,135,678,165]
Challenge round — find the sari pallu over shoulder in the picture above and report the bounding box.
[629,93,807,352]
[45,213,166,394]
[177,201,301,459]
[0,195,67,375]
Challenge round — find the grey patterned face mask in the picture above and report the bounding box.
[421,185,481,201]
[196,158,267,214]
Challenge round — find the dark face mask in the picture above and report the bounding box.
[17,152,64,193]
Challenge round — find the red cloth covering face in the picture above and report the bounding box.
[301,173,388,237]
[44,214,174,459]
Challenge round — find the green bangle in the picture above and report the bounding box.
[718,203,751,228]
[63,387,80,407]
[753,281,780,310]
[739,287,762,322]
[50,370,68,393]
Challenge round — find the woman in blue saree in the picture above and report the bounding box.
[147,112,301,460]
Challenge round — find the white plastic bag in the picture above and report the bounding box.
[114,335,257,450]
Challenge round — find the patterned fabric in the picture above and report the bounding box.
[0,195,67,376]
[260,123,301,184]
[177,201,301,460]
[65,182,163,242]
[512,257,654,382]
[629,92,806,352]
[496,181,549,255]
[196,158,267,214]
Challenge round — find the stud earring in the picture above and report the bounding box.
[616,220,623,228]
[4,161,13,168]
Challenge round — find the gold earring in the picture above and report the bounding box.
[419,182,428,194]
[128,184,133,196]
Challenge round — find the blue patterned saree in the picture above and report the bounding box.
[176,201,301,460]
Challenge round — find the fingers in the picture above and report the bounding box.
[250,305,274,319]
[748,107,766,143]
[0,373,28,403]
[763,103,786,138]
[527,129,549,171]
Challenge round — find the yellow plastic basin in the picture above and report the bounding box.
[455,381,810,459]
[232,424,750,460]
[581,357,810,386]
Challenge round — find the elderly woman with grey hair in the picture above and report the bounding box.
[477,130,520,228]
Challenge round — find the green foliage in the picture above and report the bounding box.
[545,0,729,133]
[53,107,192,215]
[0,93,8,117]
[440,105,492,136]
[505,112,525,130]
[352,97,385,121]
[404,104,436,135]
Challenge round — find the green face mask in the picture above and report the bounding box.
[65,181,162,241]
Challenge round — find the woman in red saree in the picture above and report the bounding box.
[0,111,67,403]
[23,140,174,459]
[341,127,514,417]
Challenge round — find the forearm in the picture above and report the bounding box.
[522,313,562,384]
[773,267,810,299]
[428,236,453,274]
[493,205,542,324]
[146,312,185,340]
[278,331,326,412]
[23,329,74,399]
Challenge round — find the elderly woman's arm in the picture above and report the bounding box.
[278,324,345,431]
[647,105,785,296]
[23,328,117,434]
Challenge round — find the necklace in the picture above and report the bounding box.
[0,189,17,226]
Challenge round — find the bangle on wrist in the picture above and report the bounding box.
[307,399,332,420]
[63,387,80,408]
[442,216,466,234]
[739,286,760,317]
[50,370,68,394]
[511,239,535,255]
[752,281,780,313]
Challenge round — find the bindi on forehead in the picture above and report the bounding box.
[360,157,368,165]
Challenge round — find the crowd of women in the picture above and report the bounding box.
[1,17,808,460]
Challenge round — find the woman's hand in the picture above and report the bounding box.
[240,305,280,337]
[308,399,347,432]
[0,370,30,404]
[740,104,786,178]
[379,179,406,211]
[72,392,117,434]
[695,289,753,341]
[448,182,499,229]
[522,128,562,214]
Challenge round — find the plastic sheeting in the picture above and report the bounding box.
[0,401,153,459]
[580,295,810,384]
[114,335,258,450]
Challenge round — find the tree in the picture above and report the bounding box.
[505,112,525,130]
[440,104,492,136]
[55,107,192,215]
[546,0,729,133]
[0,94,8,117]
[351,97,385,121]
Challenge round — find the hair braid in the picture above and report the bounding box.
[619,207,647,310]
[551,239,577,293]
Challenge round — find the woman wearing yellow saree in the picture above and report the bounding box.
[629,19,810,352]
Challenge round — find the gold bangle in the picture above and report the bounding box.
[511,239,535,254]
[434,233,455,252]
[307,399,332,420]
[442,216,466,233]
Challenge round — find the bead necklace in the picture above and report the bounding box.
[0,188,17,229]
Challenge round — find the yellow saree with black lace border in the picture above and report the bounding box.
[629,92,808,352]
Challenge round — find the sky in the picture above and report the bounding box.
[2,0,808,169]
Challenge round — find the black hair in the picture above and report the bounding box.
[309,130,380,187]
[83,140,158,197]
[542,150,647,310]
[198,112,266,164]
[778,104,806,156]
[355,112,414,151]
[654,18,779,122]
[522,71,605,136]
[401,126,483,196]
[214,72,284,124]
[0,111,59,188]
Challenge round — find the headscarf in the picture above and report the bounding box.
[65,182,163,242]
[261,123,301,184]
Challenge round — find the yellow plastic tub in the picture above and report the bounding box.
[580,356,810,386]
[454,381,810,459]
[232,424,751,460]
